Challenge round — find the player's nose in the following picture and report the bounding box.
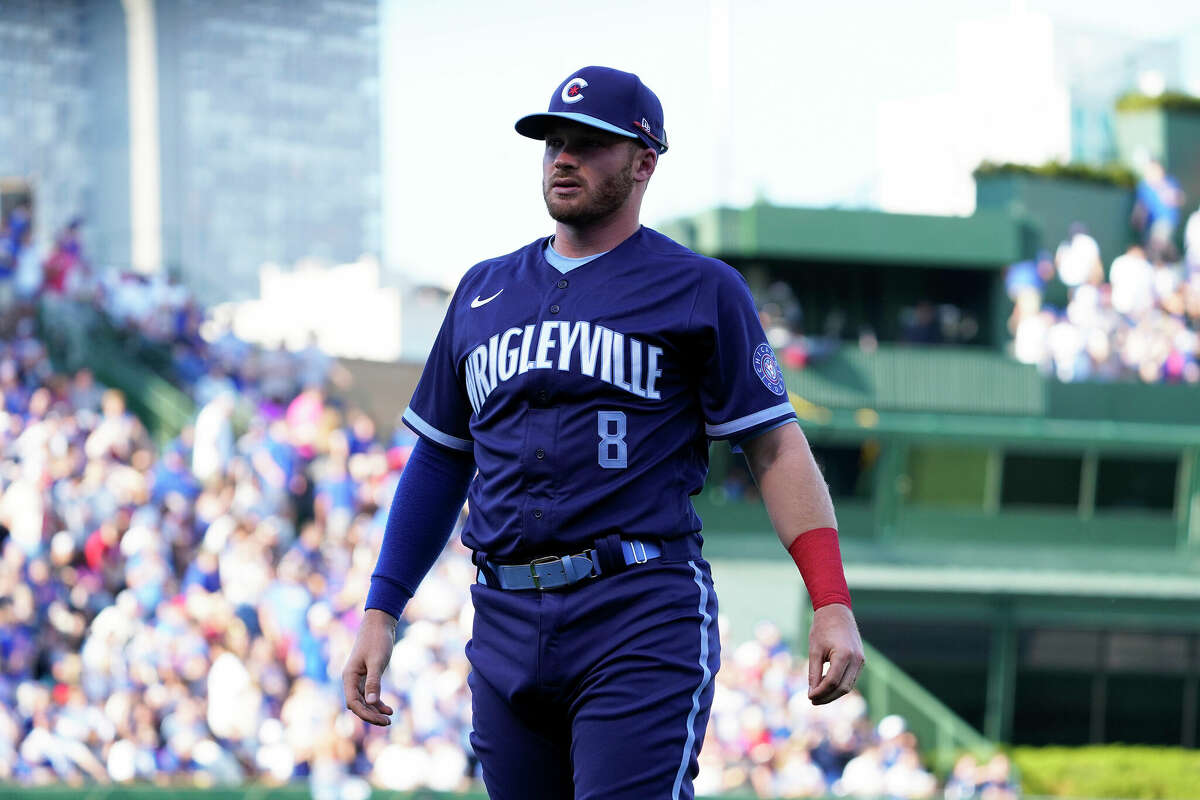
[553,147,580,169]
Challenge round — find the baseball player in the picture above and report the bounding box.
[344,66,864,800]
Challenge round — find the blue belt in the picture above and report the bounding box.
[477,539,662,591]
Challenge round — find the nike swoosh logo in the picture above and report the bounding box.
[470,290,503,308]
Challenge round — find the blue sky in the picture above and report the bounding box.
[381,0,1200,286]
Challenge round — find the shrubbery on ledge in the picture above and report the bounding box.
[1116,91,1200,114]
[973,160,1137,189]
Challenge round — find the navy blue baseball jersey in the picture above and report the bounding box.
[402,225,795,560]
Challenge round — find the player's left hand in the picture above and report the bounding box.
[807,602,865,705]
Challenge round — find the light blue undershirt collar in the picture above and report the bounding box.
[543,236,610,274]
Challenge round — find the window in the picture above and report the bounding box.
[810,442,877,501]
[1001,453,1081,508]
[1095,456,1177,513]
[905,445,988,508]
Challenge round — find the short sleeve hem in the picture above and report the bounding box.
[402,407,473,452]
[705,401,796,439]
[730,418,798,454]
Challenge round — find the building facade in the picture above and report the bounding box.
[0,1,96,245]
[157,0,380,301]
[0,0,380,303]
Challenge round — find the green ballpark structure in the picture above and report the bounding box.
[659,144,1200,752]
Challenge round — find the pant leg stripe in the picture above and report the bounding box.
[671,560,714,800]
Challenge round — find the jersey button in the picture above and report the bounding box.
[557,279,568,289]
[536,390,548,404]
[533,509,543,519]
[549,304,560,314]
[535,448,545,459]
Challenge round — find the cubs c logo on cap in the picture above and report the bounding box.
[561,77,588,104]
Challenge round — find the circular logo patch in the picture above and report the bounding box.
[753,343,786,396]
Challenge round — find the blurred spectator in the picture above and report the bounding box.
[945,753,981,800]
[1152,257,1183,311]
[839,745,887,797]
[192,392,236,484]
[261,343,297,405]
[1005,251,1054,303]
[1186,207,1200,277]
[42,218,86,296]
[1,205,31,271]
[297,332,334,391]
[886,749,938,799]
[1047,313,1089,381]
[0,206,28,323]
[767,742,827,797]
[1055,224,1103,288]
[900,301,942,345]
[1133,159,1185,261]
[0,206,40,339]
[1011,308,1053,369]
[979,754,1020,800]
[13,223,43,305]
[286,386,327,461]
[1109,244,1155,318]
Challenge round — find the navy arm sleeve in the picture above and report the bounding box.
[365,438,475,619]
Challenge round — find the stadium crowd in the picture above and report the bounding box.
[1006,163,1200,383]
[754,280,980,373]
[0,212,1021,798]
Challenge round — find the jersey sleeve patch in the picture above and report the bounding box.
[752,343,787,396]
[402,407,474,452]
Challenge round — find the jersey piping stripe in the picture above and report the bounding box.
[401,407,473,452]
[671,560,714,800]
[704,401,796,438]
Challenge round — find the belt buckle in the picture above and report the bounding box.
[578,549,600,577]
[529,555,561,591]
[630,539,649,565]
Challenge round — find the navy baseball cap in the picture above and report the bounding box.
[515,66,668,154]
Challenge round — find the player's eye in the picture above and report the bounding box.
[545,138,564,149]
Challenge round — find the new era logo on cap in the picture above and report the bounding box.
[515,66,668,154]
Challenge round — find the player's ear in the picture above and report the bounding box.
[631,145,657,183]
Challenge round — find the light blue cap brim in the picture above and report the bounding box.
[515,111,640,141]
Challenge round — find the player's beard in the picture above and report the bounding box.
[543,158,636,226]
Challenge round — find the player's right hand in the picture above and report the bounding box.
[342,608,399,726]
[806,602,865,706]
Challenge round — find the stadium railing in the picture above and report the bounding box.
[857,639,995,774]
[36,298,194,442]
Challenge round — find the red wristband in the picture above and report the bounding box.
[787,527,852,611]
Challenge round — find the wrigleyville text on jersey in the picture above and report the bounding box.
[462,319,664,414]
